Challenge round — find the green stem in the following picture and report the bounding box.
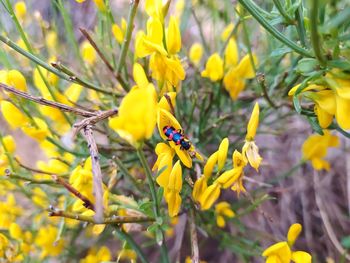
[114,228,149,263]
[116,0,140,92]
[310,0,327,66]
[136,148,169,263]
[272,0,294,24]
[238,0,313,57]
[295,2,307,47]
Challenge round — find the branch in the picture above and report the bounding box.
[115,0,140,92]
[73,109,118,136]
[189,209,199,263]
[81,125,104,222]
[0,83,96,117]
[48,208,154,224]
[79,28,128,91]
[51,174,95,211]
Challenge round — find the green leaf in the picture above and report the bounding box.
[157,187,164,206]
[307,117,324,135]
[297,58,319,76]
[270,47,293,57]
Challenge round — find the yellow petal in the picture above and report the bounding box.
[158,92,177,112]
[335,95,350,130]
[14,1,26,20]
[246,102,260,140]
[2,135,16,153]
[167,192,182,217]
[167,160,182,192]
[287,223,302,247]
[221,23,234,41]
[155,153,173,188]
[216,168,241,189]
[0,101,29,129]
[217,138,229,171]
[112,23,124,44]
[166,16,181,54]
[262,241,291,263]
[9,223,23,240]
[192,176,208,202]
[109,85,157,146]
[81,41,96,65]
[7,69,27,92]
[203,151,218,178]
[291,251,312,263]
[64,83,83,104]
[173,142,192,168]
[216,215,226,228]
[201,53,224,82]
[314,104,333,129]
[242,141,262,171]
[157,108,182,140]
[225,38,238,67]
[200,183,221,210]
[189,43,203,66]
[133,63,149,89]
[235,54,258,79]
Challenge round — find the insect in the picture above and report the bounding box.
[163,126,191,150]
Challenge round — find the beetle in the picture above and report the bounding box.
[163,126,191,150]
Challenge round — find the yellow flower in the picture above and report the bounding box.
[157,108,200,168]
[166,16,181,55]
[2,135,16,154]
[153,143,175,188]
[112,18,127,44]
[192,176,208,202]
[199,182,220,210]
[145,0,164,20]
[221,23,234,41]
[64,83,83,105]
[302,130,339,171]
[224,38,238,68]
[0,233,9,259]
[201,53,224,82]
[0,101,29,129]
[262,223,312,263]
[14,1,27,20]
[81,41,97,65]
[215,202,235,228]
[242,102,262,171]
[165,160,182,217]
[109,84,157,148]
[0,194,22,229]
[189,42,203,66]
[7,69,27,92]
[288,73,350,130]
[21,117,50,141]
[45,30,58,54]
[223,53,258,100]
[35,225,65,259]
[32,187,49,208]
[80,246,111,263]
[202,137,229,177]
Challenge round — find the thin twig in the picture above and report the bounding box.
[14,157,57,175]
[51,174,95,211]
[115,0,140,92]
[81,125,104,223]
[48,207,154,224]
[313,170,350,260]
[191,8,210,55]
[73,109,118,136]
[256,73,278,109]
[79,28,128,91]
[0,83,96,117]
[189,209,199,263]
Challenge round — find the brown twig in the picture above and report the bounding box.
[79,28,128,91]
[73,108,118,137]
[164,93,176,116]
[15,157,57,175]
[81,125,104,222]
[48,207,154,224]
[0,83,96,117]
[51,174,95,211]
[189,208,199,263]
